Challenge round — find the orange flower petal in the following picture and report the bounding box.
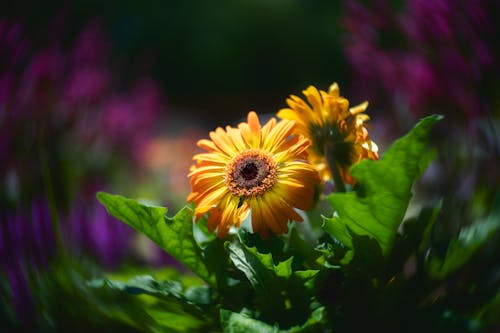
[188,111,319,238]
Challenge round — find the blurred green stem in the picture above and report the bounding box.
[36,124,65,258]
[325,144,346,193]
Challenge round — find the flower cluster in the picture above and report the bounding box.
[188,84,378,238]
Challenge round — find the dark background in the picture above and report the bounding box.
[1,0,351,129]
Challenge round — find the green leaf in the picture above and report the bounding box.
[477,292,500,328]
[344,232,385,277]
[286,307,326,333]
[227,241,318,327]
[426,204,500,279]
[91,275,214,332]
[96,192,214,285]
[323,115,442,259]
[220,309,278,333]
[387,201,443,275]
[292,270,320,281]
[90,275,213,306]
[244,245,294,279]
[227,242,276,296]
[286,228,324,270]
[91,275,180,300]
[220,307,326,333]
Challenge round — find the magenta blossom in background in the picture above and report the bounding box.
[64,20,110,103]
[0,18,164,164]
[0,200,55,270]
[0,16,169,301]
[62,199,133,269]
[0,17,165,209]
[0,198,127,324]
[342,0,496,124]
[101,77,164,157]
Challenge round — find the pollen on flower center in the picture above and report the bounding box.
[225,150,278,197]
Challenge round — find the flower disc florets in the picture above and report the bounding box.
[225,150,278,197]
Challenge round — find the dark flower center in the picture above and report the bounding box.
[225,150,278,197]
[309,123,353,167]
[241,162,259,181]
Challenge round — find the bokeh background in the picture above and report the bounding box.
[1,0,499,331]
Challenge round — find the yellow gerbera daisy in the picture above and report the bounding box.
[277,83,378,187]
[187,111,320,238]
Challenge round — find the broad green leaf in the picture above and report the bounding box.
[89,275,182,299]
[292,270,320,282]
[146,307,207,333]
[314,241,344,268]
[96,192,214,285]
[227,242,276,296]
[323,115,442,258]
[227,241,296,289]
[234,234,319,281]
[286,307,326,333]
[220,309,278,333]
[245,246,294,279]
[89,275,212,306]
[427,204,500,279]
[220,307,326,333]
[476,293,500,328]
[287,228,322,268]
[238,228,287,261]
[387,201,443,275]
[193,215,217,247]
[227,242,318,327]
[91,275,213,332]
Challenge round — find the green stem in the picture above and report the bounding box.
[325,144,346,193]
[36,124,66,259]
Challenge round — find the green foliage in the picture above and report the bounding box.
[323,115,443,259]
[8,259,168,333]
[220,310,278,333]
[220,307,326,333]
[96,193,214,286]
[426,199,500,279]
[91,275,216,332]
[227,236,320,328]
[93,115,499,332]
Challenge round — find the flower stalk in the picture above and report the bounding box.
[325,143,346,193]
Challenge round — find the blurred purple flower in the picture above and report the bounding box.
[0,197,147,274]
[0,20,27,68]
[0,15,182,330]
[64,67,109,103]
[0,200,54,323]
[0,17,164,164]
[403,0,453,42]
[1,17,165,209]
[0,197,135,323]
[63,199,133,268]
[18,48,65,113]
[0,200,56,269]
[102,77,164,155]
[341,0,496,122]
[0,16,169,323]
[4,264,35,325]
[71,19,110,66]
